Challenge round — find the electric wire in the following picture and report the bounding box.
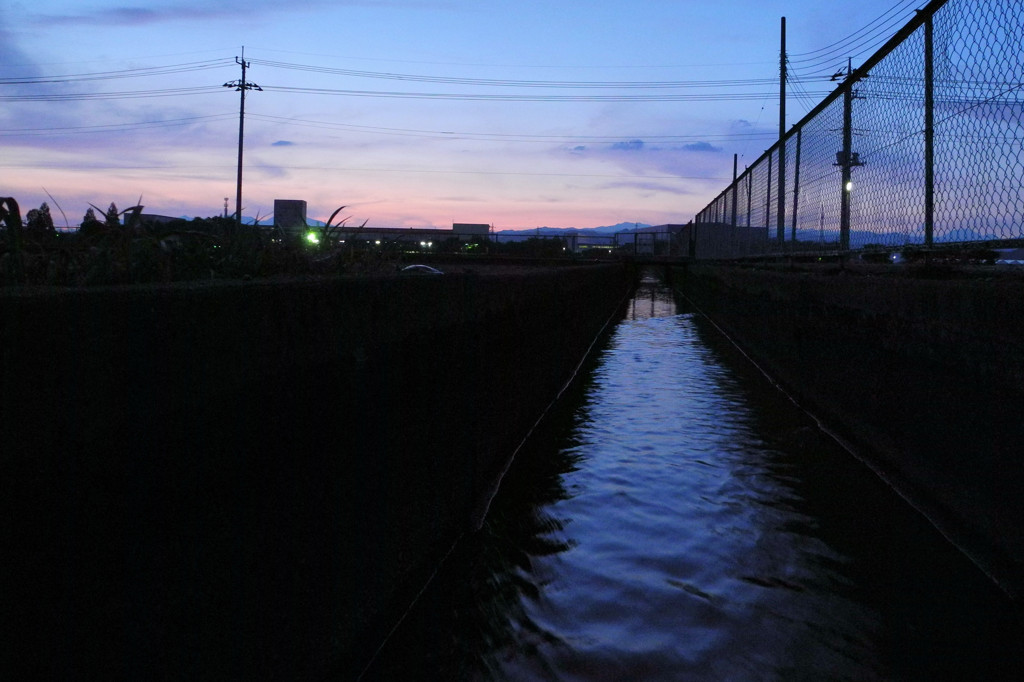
[259,84,817,102]
[788,0,920,66]
[0,59,234,85]
[247,44,775,70]
[0,86,228,102]
[246,112,778,144]
[248,58,776,89]
[0,114,238,137]
[0,160,730,181]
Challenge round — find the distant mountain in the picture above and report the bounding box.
[496,222,652,236]
[221,214,653,233]
[594,222,653,234]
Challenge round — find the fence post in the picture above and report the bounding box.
[731,154,738,228]
[746,172,753,228]
[791,128,802,242]
[924,13,935,248]
[777,16,787,246]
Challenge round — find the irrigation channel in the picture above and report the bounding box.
[360,269,1023,681]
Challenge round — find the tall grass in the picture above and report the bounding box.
[0,198,389,287]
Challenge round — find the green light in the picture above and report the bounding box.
[306,231,320,245]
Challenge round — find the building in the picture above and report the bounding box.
[274,199,307,232]
[452,223,490,236]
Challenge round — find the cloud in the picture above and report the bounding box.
[602,180,691,195]
[26,1,296,27]
[29,5,211,27]
[682,141,721,153]
[611,139,644,151]
[26,0,444,27]
[271,140,296,146]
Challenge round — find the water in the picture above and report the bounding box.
[363,272,1023,681]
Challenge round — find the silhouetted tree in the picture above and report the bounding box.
[80,207,103,236]
[104,202,120,227]
[25,202,56,236]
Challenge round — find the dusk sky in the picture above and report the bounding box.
[3,1,924,229]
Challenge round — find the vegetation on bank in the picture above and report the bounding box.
[0,197,576,287]
[0,197,385,286]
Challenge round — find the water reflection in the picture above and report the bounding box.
[360,375,593,680]
[364,269,1022,681]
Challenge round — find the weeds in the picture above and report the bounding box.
[0,197,385,287]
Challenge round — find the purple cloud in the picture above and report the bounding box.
[611,139,645,151]
[682,141,721,153]
[27,1,445,27]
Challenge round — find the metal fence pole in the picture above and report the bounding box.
[924,13,935,248]
[731,154,739,229]
[791,128,802,243]
[747,172,753,228]
[777,17,787,245]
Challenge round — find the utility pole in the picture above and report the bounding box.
[777,17,787,246]
[835,58,864,251]
[223,48,262,229]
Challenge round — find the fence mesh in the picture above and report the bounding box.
[694,0,1024,258]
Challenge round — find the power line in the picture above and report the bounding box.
[788,0,919,61]
[0,59,234,85]
[787,0,921,76]
[260,84,822,102]
[0,160,730,181]
[248,58,776,89]
[245,113,778,144]
[245,45,775,70]
[0,86,227,102]
[0,114,237,137]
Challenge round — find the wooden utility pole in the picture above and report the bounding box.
[224,48,261,228]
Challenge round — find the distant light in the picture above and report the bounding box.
[375,240,381,245]
[845,180,853,191]
[306,231,319,245]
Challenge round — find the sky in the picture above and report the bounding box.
[2,0,927,230]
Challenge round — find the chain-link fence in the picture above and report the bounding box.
[694,0,1024,258]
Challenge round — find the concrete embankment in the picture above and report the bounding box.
[2,263,632,678]
[674,262,1024,599]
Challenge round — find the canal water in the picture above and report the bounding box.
[362,271,1022,681]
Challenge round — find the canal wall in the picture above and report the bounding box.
[1,263,632,678]
[674,262,1024,600]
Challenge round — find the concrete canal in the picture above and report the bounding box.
[363,269,1023,680]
